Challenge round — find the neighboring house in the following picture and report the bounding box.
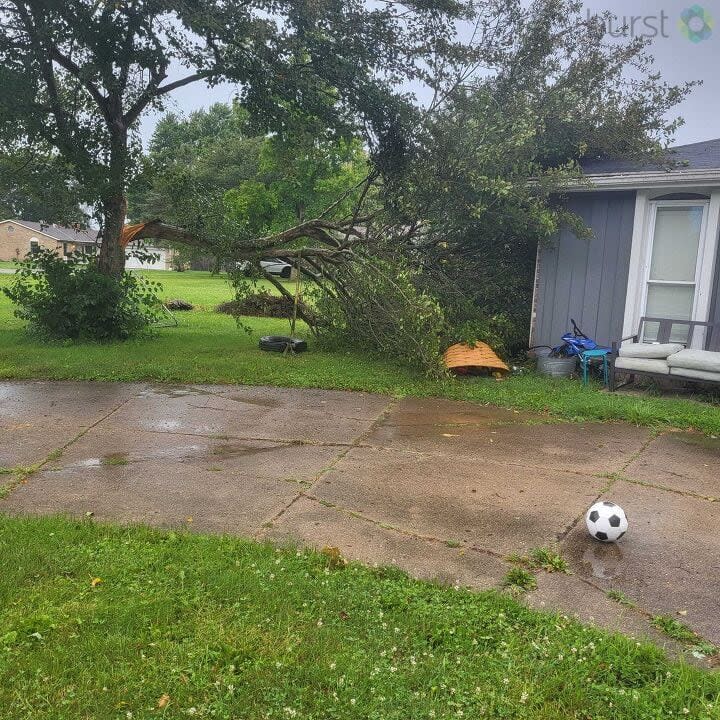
[124,240,174,271]
[0,219,173,270]
[0,219,97,260]
[531,139,720,350]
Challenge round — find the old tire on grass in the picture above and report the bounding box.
[259,336,308,353]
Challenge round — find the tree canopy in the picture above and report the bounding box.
[0,150,86,224]
[0,0,471,275]
[0,0,697,362]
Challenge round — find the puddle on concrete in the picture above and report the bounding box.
[78,458,102,467]
[211,442,281,459]
[141,386,211,398]
[76,444,206,467]
[139,419,184,432]
[579,543,625,580]
[675,432,720,452]
[226,395,282,409]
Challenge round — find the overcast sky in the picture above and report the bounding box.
[140,0,719,148]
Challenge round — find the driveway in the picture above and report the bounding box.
[1,381,719,653]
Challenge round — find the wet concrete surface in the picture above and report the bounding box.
[624,431,720,499]
[1,380,718,657]
[312,445,605,554]
[563,480,720,644]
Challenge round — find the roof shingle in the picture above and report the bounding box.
[1,220,98,245]
[580,138,720,176]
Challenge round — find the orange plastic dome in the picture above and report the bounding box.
[443,342,509,375]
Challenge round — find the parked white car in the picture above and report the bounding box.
[259,258,292,278]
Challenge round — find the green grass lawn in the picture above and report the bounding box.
[0,515,717,720]
[1,269,720,433]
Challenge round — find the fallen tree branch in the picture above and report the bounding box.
[128,219,366,259]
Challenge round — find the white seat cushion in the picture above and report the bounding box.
[619,342,684,359]
[667,349,720,373]
[614,357,669,374]
[669,367,720,382]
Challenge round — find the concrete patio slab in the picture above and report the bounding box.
[260,495,510,590]
[2,380,718,654]
[562,480,720,644]
[0,381,137,467]
[367,416,653,476]
[624,431,720,498]
[2,462,301,535]
[312,445,605,554]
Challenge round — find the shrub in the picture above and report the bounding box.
[3,248,163,341]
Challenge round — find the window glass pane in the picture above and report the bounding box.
[644,284,695,342]
[642,321,694,344]
[649,206,703,281]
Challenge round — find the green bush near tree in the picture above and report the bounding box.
[2,249,162,341]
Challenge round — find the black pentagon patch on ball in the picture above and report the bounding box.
[589,510,600,522]
[602,501,616,507]
[595,531,608,541]
[608,514,621,528]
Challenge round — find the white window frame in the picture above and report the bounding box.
[622,190,720,347]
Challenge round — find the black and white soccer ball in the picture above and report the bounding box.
[585,501,628,543]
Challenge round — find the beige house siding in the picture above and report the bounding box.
[1,221,173,270]
[0,221,61,261]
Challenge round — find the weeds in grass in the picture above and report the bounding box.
[651,615,701,644]
[508,548,570,574]
[651,615,719,656]
[502,567,537,594]
[320,546,348,569]
[528,548,570,574]
[0,463,41,499]
[606,590,637,608]
[101,454,129,466]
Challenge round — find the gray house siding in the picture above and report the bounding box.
[709,238,720,349]
[531,191,636,348]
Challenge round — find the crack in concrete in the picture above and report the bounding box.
[0,394,136,501]
[555,473,620,543]
[97,426,374,450]
[256,398,399,534]
[618,475,718,503]
[619,429,666,473]
[555,430,665,543]
[297,489,508,561]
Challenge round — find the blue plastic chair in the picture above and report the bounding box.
[580,348,611,386]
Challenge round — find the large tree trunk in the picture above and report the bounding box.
[97,118,129,278]
[97,193,128,277]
